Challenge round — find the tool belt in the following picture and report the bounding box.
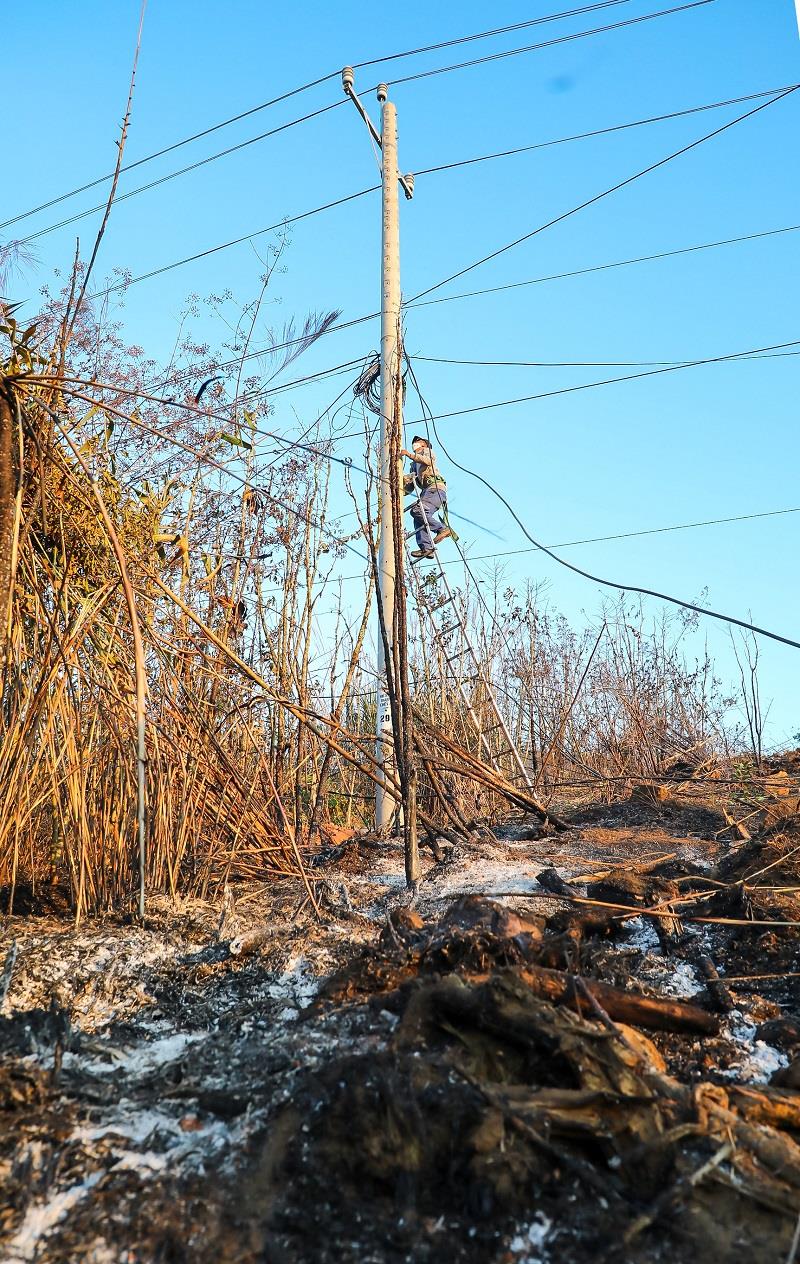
[416,472,446,491]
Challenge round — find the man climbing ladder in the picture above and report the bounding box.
[402,435,452,560]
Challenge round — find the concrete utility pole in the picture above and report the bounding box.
[342,69,414,832]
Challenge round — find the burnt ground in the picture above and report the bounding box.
[1,802,799,1264]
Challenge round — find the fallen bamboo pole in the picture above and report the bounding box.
[515,965,718,1034]
[431,887,800,929]
[413,710,569,827]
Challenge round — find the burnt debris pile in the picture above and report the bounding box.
[259,825,800,1263]
[1,812,799,1263]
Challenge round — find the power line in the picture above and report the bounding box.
[407,222,800,310]
[12,1,711,250]
[406,338,800,424]
[86,85,798,302]
[414,83,797,177]
[406,359,800,653]
[389,1,716,90]
[80,213,800,405]
[224,506,800,595]
[88,186,380,301]
[54,359,379,493]
[538,507,800,551]
[0,0,626,234]
[414,348,800,369]
[15,99,347,248]
[74,305,799,471]
[197,356,370,407]
[149,312,381,391]
[100,355,800,560]
[48,380,372,567]
[87,230,793,401]
[46,357,374,451]
[54,351,800,619]
[120,208,794,387]
[355,0,630,71]
[258,377,363,474]
[1,84,336,237]
[260,357,371,398]
[51,364,507,543]
[60,332,797,489]
[410,82,800,303]
[69,119,800,448]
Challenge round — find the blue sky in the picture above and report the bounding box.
[3,0,799,745]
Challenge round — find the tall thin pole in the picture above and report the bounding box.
[376,86,401,833]
[342,70,413,835]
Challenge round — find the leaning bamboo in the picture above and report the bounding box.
[49,410,148,918]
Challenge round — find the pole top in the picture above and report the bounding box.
[377,83,388,103]
[341,66,354,94]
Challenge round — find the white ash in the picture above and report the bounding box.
[267,954,320,1010]
[718,1011,789,1084]
[509,1211,553,1262]
[631,954,705,999]
[63,1030,203,1078]
[81,1241,118,1264]
[75,1102,233,1152]
[623,917,662,954]
[4,929,172,1031]
[4,1171,104,1262]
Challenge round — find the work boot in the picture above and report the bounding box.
[411,549,435,560]
[433,527,452,544]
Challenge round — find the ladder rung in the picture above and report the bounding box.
[409,552,533,792]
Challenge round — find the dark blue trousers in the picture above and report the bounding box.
[410,488,447,551]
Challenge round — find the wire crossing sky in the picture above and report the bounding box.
[0,0,628,234]
[3,0,799,744]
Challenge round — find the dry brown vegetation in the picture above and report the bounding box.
[2,276,800,1260]
[0,271,791,919]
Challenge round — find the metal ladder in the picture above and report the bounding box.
[404,537,534,790]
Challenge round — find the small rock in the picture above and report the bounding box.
[319,823,357,848]
[763,796,800,829]
[389,907,425,938]
[439,896,542,941]
[469,1108,505,1154]
[630,783,671,806]
[755,1016,799,1050]
[536,868,580,898]
[772,1056,800,1089]
[740,995,781,1024]
[616,1024,668,1073]
[764,770,791,798]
